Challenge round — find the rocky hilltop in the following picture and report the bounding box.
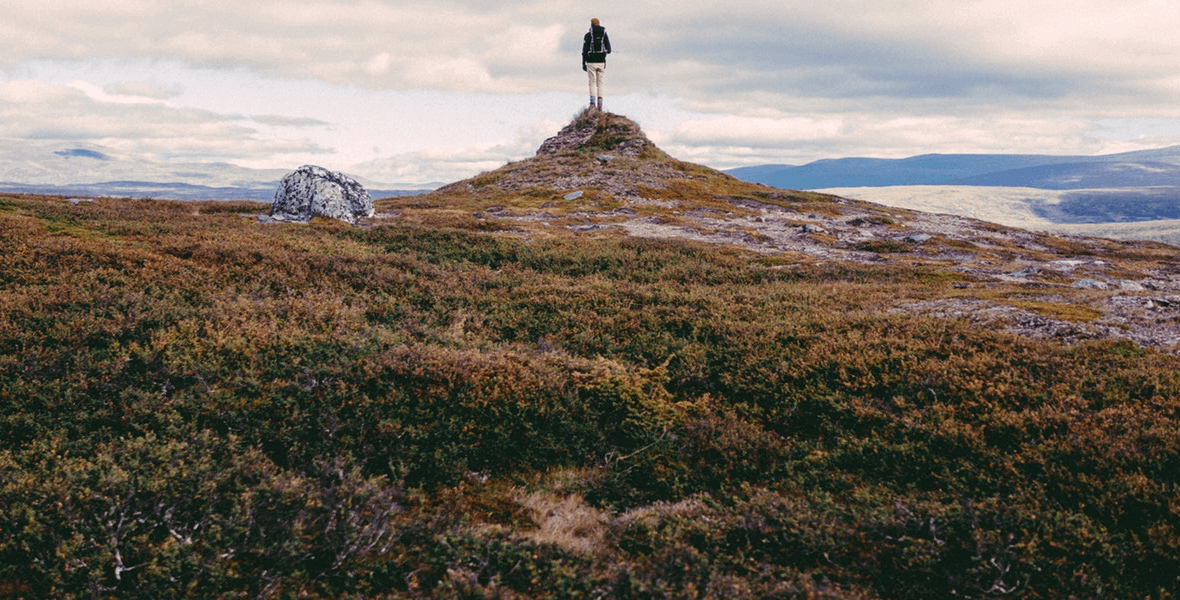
[382,110,1180,353]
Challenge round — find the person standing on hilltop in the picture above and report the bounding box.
[582,18,611,111]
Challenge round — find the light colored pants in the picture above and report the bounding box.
[586,63,606,98]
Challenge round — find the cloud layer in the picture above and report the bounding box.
[4,0,1180,184]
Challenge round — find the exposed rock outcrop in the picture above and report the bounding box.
[535,110,658,159]
[430,111,701,201]
[271,165,374,224]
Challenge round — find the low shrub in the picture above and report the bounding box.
[2,194,1178,598]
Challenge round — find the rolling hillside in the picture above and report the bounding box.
[2,111,1179,599]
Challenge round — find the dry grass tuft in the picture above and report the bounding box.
[518,491,609,556]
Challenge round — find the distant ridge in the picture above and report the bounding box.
[0,180,428,202]
[726,145,1180,190]
[951,160,1180,189]
[0,138,435,201]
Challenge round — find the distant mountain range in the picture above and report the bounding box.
[5,138,1179,237]
[725,146,1180,239]
[725,146,1180,190]
[0,139,432,201]
[0,180,426,201]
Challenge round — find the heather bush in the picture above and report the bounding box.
[2,194,1179,598]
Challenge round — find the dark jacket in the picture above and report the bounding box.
[582,25,611,66]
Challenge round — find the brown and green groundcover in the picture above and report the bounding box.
[1,180,1179,598]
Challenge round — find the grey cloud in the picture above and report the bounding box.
[253,114,331,127]
[6,0,1180,177]
[0,80,328,162]
[622,13,1105,107]
[103,81,180,100]
[5,1,1168,108]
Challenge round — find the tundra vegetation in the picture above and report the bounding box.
[2,112,1179,598]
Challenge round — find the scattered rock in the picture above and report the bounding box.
[564,191,584,201]
[1072,279,1110,290]
[1047,259,1086,271]
[270,165,373,224]
[597,154,614,164]
[899,233,932,244]
[1007,268,1042,278]
[1119,280,1146,292]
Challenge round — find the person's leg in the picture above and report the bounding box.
[591,64,606,109]
[588,63,605,109]
[587,65,600,107]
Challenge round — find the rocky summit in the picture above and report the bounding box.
[271,164,374,224]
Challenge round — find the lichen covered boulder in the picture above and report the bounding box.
[271,165,374,224]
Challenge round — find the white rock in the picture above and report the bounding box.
[271,165,373,224]
[1072,279,1109,290]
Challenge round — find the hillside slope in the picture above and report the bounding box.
[2,111,1179,599]
[387,110,1180,352]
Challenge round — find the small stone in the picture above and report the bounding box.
[1072,279,1109,290]
[900,233,932,244]
[564,191,584,200]
[1007,268,1041,278]
[597,154,614,164]
[1119,280,1146,292]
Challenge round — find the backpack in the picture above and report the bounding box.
[588,27,606,54]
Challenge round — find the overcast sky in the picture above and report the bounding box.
[4,0,1180,185]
